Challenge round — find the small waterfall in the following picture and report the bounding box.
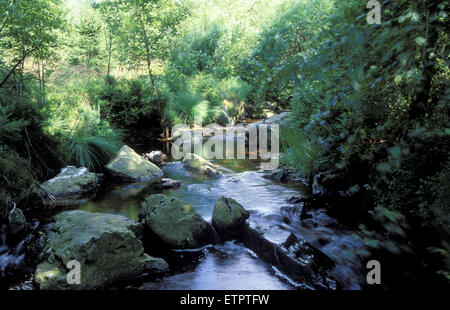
[0,224,26,280]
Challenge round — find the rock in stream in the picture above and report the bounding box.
[140,194,218,249]
[41,166,101,199]
[106,145,163,183]
[211,196,337,290]
[182,153,220,177]
[34,210,168,290]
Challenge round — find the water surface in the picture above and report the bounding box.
[79,159,366,289]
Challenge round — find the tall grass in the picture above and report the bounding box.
[64,124,123,172]
[281,128,321,193]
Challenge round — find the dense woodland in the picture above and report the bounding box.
[0,0,449,289]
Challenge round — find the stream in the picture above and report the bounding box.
[79,158,367,290]
[1,158,367,290]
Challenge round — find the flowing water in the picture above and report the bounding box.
[77,159,367,290]
[0,224,29,288]
[0,157,366,289]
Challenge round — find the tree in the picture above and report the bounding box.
[0,0,66,88]
[118,0,187,100]
[95,0,123,77]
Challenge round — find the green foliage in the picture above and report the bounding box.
[164,90,204,125]
[88,76,159,127]
[64,124,123,172]
[68,3,104,70]
[0,0,448,287]
[281,129,321,181]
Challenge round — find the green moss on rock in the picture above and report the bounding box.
[41,166,100,198]
[35,210,168,290]
[106,145,163,182]
[182,153,220,177]
[141,194,216,249]
[212,196,249,240]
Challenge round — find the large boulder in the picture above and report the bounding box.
[106,145,163,182]
[41,166,100,199]
[182,153,220,177]
[140,194,217,249]
[212,197,249,240]
[34,210,168,290]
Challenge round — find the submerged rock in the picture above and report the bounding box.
[209,197,337,289]
[140,194,217,249]
[262,166,295,183]
[240,228,336,290]
[212,197,249,240]
[158,178,181,190]
[106,145,163,182]
[34,210,168,290]
[143,151,167,167]
[41,166,100,199]
[182,153,220,177]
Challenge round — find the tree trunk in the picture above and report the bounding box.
[409,0,440,121]
[136,6,158,100]
[0,52,30,89]
[107,32,112,77]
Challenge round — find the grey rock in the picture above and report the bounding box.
[106,146,163,182]
[140,194,217,249]
[34,210,168,290]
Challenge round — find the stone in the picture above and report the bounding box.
[41,166,100,199]
[182,153,220,177]
[34,210,168,290]
[239,228,337,290]
[143,151,167,167]
[7,206,27,236]
[106,145,163,182]
[140,194,217,249]
[158,178,181,190]
[212,197,249,240]
[252,112,291,128]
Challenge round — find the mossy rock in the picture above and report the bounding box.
[212,197,249,240]
[182,153,220,177]
[106,145,163,182]
[34,210,168,290]
[41,166,100,198]
[141,194,216,249]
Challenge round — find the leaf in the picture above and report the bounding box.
[415,36,426,46]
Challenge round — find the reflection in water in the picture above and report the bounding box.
[142,242,291,290]
[79,159,366,289]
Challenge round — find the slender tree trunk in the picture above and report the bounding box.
[107,32,112,77]
[409,0,440,121]
[0,52,29,89]
[135,1,165,136]
[0,14,9,35]
[136,6,158,99]
[41,61,46,105]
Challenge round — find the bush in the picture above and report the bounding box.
[88,76,159,127]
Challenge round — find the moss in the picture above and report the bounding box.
[141,194,215,249]
[182,153,220,177]
[106,145,162,182]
